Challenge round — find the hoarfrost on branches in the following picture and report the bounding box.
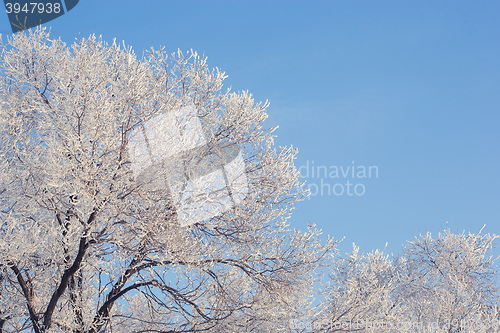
[0,28,498,333]
[0,29,335,332]
[311,228,499,333]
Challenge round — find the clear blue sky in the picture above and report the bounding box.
[2,1,499,259]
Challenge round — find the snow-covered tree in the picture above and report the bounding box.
[395,228,500,332]
[310,244,397,332]
[0,29,336,332]
[313,228,499,333]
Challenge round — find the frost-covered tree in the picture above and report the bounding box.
[313,229,499,333]
[394,228,500,333]
[309,245,398,332]
[0,29,335,333]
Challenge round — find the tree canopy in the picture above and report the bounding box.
[0,29,498,333]
[0,28,334,332]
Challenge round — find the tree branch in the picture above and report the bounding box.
[42,211,97,330]
[42,236,89,330]
[7,261,41,333]
[101,281,154,311]
[89,255,147,333]
[0,312,12,333]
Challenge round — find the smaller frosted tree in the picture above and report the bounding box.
[396,228,499,332]
[313,228,499,333]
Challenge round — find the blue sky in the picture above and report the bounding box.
[2,0,499,259]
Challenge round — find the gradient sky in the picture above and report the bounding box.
[1,0,499,260]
